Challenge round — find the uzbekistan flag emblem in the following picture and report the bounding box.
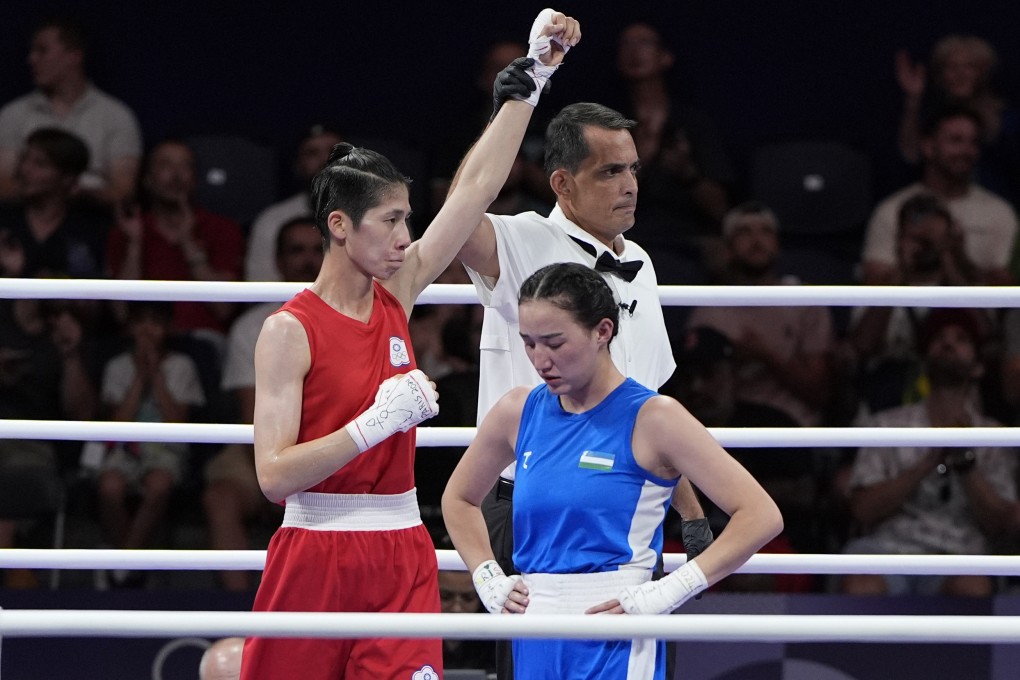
[578,450,615,471]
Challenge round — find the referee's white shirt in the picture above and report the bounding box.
[464,205,676,481]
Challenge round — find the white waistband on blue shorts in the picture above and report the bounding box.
[522,569,652,614]
[282,488,421,531]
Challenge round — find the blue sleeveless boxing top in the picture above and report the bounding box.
[512,378,678,574]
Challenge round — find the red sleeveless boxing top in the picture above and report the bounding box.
[275,283,417,494]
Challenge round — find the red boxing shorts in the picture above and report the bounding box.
[240,490,442,680]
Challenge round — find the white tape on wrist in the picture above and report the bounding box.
[344,369,439,453]
[527,9,556,57]
[617,560,708,615]
[472,560,521,615]
[519,62,557,107]
[520,8,569,107]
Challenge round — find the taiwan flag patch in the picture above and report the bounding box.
[578,450,615,471]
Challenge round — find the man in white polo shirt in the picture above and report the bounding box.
[456,98,710,679]
[0,16,142,206]
[861,105,1017,286]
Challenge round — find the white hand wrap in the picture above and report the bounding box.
[521,8,569,107]
[617,561,708,615]
[472,560,522,615]
[344,369,439,453]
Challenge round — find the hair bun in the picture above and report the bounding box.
[326,142,356,164]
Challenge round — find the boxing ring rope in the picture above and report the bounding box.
[2,610,1020,644]
[4,279,1020,651]
[3,278,1020,307]
[2,549,1020,577]
[4,420,1020,448]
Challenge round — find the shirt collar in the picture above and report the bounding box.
[547,203,629,258]
[26,83,98,115]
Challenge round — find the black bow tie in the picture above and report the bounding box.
[569,236,644,283]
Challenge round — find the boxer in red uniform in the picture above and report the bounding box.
[239,11,581,679]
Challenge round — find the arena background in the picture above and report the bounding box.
[3,2,1020,679]
[3,1,1020,203]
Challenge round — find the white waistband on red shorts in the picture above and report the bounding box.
[282,488,422,531]
[522,568,652,614]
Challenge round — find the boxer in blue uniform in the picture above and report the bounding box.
[512,377,671,677]
[443,263,783,680]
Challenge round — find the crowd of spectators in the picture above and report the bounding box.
[2,15,1020,625]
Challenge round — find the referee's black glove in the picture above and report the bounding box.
[681,518,714,561]
[681,518,714,599]
[491,57,536,121]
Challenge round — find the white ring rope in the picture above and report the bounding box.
[3,279,1020,307]
[1,610,1019,644]
[3,550,1020,576]
[3,420,1020,448]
